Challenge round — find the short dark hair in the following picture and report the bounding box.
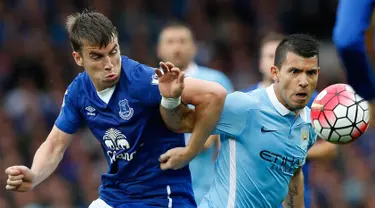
[65,10,118,52]
[274,34,319,68]
[158,20,195,41]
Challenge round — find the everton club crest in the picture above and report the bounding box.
[118,99,134,120]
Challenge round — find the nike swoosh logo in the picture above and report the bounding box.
[261,126,277,133]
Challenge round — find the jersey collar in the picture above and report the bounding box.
[266,84,309,123]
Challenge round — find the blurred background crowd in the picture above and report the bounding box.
[0,0,375,207]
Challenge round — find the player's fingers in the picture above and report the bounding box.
[170,67,181,76]
[160,161,173,171]
[9,174,24,181]
[5,185,17,191]
[160,62,169,74]
[165,62,175,70]
[7,179,23,186]
[169,67,179,79]
[178,71,185,84]
[5,167,21,176]
[154,68,163,77]
[159,153,170,163]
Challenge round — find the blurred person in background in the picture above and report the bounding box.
[4,10,227,208]
[157,21,234,205]
[242,32,337,208]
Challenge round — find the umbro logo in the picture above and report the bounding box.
[85,106,96,116]
[261,126,277,133]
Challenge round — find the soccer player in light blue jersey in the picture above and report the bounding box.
[160,34,323,207]
[4,10,227,208]
[157,21,234,205]
[243,32,337,208]
[333,0,375,122]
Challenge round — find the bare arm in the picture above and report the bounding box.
[203,135,220,150]
[156,62,226,170]
[5,125,73,192]
[283,167,304,208]
[306,140,337,160]
[160,102,195,133]
[31,125,73,187]
[160,77,226,156]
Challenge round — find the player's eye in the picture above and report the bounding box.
[291,69,300,74]
[90,55,102,60]
[307,70,317,76]
[110,49,118,55]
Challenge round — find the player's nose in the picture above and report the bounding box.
[103,56,114,71]
[298,74,308,88]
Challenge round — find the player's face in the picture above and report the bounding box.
[73,37,121,91]
[157,27,197,70]
[260,41,279,81]
[272,52,319,111]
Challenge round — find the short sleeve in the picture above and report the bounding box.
[307,126,318,151]
[55,83,83,134]
[212,92,251,138]
[128,63,162,105]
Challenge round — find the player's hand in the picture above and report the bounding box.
[154,62,185,98]
[5,166,35,192]
[159,147,194,170]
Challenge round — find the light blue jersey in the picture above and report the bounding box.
[243,82,319,208]
[200,85,317,208]
[185,63,233,204]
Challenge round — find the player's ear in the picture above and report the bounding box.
[270,66,280,82]
[72,51,83,67]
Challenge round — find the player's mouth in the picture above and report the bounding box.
[295,93,308,100]
[104,73,119,81]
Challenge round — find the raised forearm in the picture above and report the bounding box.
[160,103,195,133]
[333,0,375,101]
[186,92,225,156]
[283,168,304,208]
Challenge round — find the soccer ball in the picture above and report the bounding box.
[311,84,371,144]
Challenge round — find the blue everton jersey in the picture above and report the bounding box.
[200,86,317,208]
[185,64,233,205]
[55,56,196,207]
[333,0,375,101]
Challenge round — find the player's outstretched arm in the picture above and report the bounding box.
[333,0,375,102]
[155,62,226,170]
[5,125,73,192]
[282,167,304,208]
[306,140,337,160]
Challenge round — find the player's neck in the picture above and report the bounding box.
[260,79,273,88]
[93,81,117,92]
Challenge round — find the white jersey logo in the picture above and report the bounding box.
[61,89,69,109]
[85,106,96,116]
[151,73,159,85]
[301,126,309,151]
[118,99,134,120]
[103,128,136,163]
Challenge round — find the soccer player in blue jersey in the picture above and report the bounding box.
[243,32,337,208]
[156,21,234,205]
[333,0,375,122]
[4,10,227,208]
[160,34,323,207]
